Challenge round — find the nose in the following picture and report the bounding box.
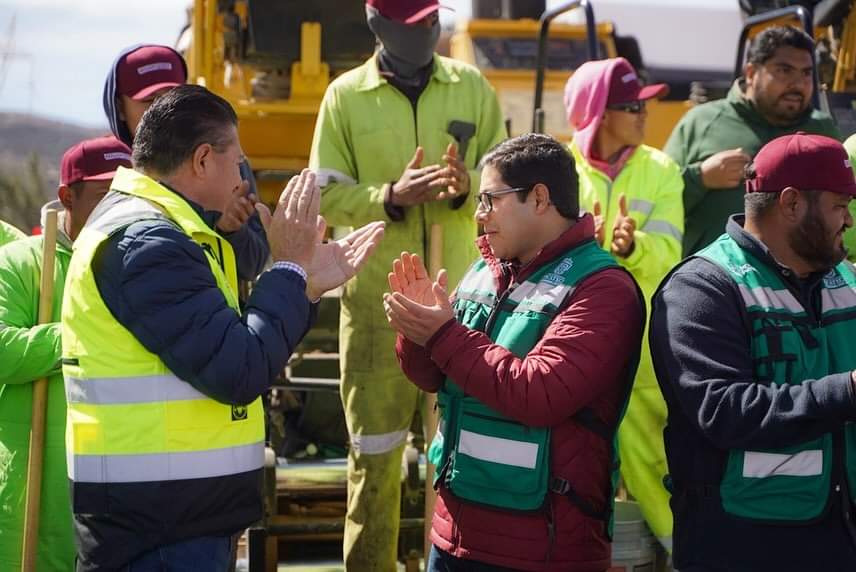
[474,203,489,223]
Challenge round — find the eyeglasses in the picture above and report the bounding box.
[606,100,646,114]
[476,187,529,212]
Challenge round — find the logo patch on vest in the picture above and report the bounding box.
[728,263,757,277]
[541,257,574,286]
[231,405,248,421]
[823,271,846,289]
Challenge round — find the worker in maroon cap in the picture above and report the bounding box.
[651,132,856,570]
[103,44,269,281]
[0,135,131,571]
[309,0,507,568]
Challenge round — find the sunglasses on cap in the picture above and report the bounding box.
[606,100,646,114]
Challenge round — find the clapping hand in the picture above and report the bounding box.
[383,251,453,346]
[610,194,636,258]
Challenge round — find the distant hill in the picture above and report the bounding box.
[0,112,108,187]
[0,112,107,232]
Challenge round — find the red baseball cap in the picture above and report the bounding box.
[606,58,669,105]
[747,133,856,196]
[60,136,132,187]
[366,0,451,24]
[117,45,186,101]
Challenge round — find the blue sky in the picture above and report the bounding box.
[0,0,740,129]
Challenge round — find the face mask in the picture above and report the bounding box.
[366,5,440,75]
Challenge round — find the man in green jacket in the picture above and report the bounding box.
[664,25,840,257]
[308,0,506,568]
[0,135,131,571]
[0,220,26,247]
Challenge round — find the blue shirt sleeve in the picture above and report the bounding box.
[649,258,856,451]
[93,220,315,405]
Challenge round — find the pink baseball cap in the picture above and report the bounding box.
[366,0,451,24]
[606,58,669,105]
[60,136,132,187]
[117,45,186,101]
[746,132,856,196]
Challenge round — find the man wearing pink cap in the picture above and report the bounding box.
[0,135,131,571]
[563,57,683,553]
[651,133,856,570]
[309,0,506,568]
[103,44,269,282]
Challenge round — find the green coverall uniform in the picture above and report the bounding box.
[309,53,506,570]
[571,142,683,551]
[0,220,75,571]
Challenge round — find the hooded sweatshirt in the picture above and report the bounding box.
[664,80,839,257]
[563,58,635,179]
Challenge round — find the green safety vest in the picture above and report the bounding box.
[698,234,856,521]
[428,239,633,521]
[61,167,264,487]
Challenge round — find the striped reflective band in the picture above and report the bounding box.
[65,374,207,405]
[738,284,804,313]
[508,280,572,312]
[629,199,654,215]
[458,429,538,469]
[742,450,822,478]
[350,428,408,455]
[641,219,682,241]
[822,286,856,311]
[314,168,356,187]
[456,269,497,307]
[68,441,264,483]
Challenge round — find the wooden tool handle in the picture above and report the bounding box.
[22,210,58,572]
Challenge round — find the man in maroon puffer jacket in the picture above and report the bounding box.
[384,133,645,571]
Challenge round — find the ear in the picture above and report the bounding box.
[779,187,804,222]
[531,183,552,214]
[58,185,73,210]
[192,143,213,178]
[744,61,757,84]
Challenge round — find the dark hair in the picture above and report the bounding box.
[746,26,814,67]
[479,133,578,219]
[132,84,238,175]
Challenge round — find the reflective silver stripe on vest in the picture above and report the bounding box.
[738,284,804,313]
[742,450,823,478]
[508,280,573,312]
[456,268,497,307]
[68,441,265,483]
[821,286,856,311]
[65,374,207,405]
[629,199,654,215]
[315,168,356,187]
[350,428,408,455]
[458,429,538,469]
[641,219,682,241]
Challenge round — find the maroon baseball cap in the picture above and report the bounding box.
[60,136,132,187]
[366,0,451,24]
[746,132,856,196]
[117,45,186,101]
[606,58,669,105]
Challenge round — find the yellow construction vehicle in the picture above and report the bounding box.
[449,0,700,149]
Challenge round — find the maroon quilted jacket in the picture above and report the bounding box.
[395,215,644,571]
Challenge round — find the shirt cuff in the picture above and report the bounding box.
[383,182,406,222]
[271,261,308,283]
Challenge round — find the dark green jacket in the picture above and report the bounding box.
[664,81,840,256]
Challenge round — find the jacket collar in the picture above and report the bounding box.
[356,53,458,92]
[725,214,827,291]
[476,213,597,286]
